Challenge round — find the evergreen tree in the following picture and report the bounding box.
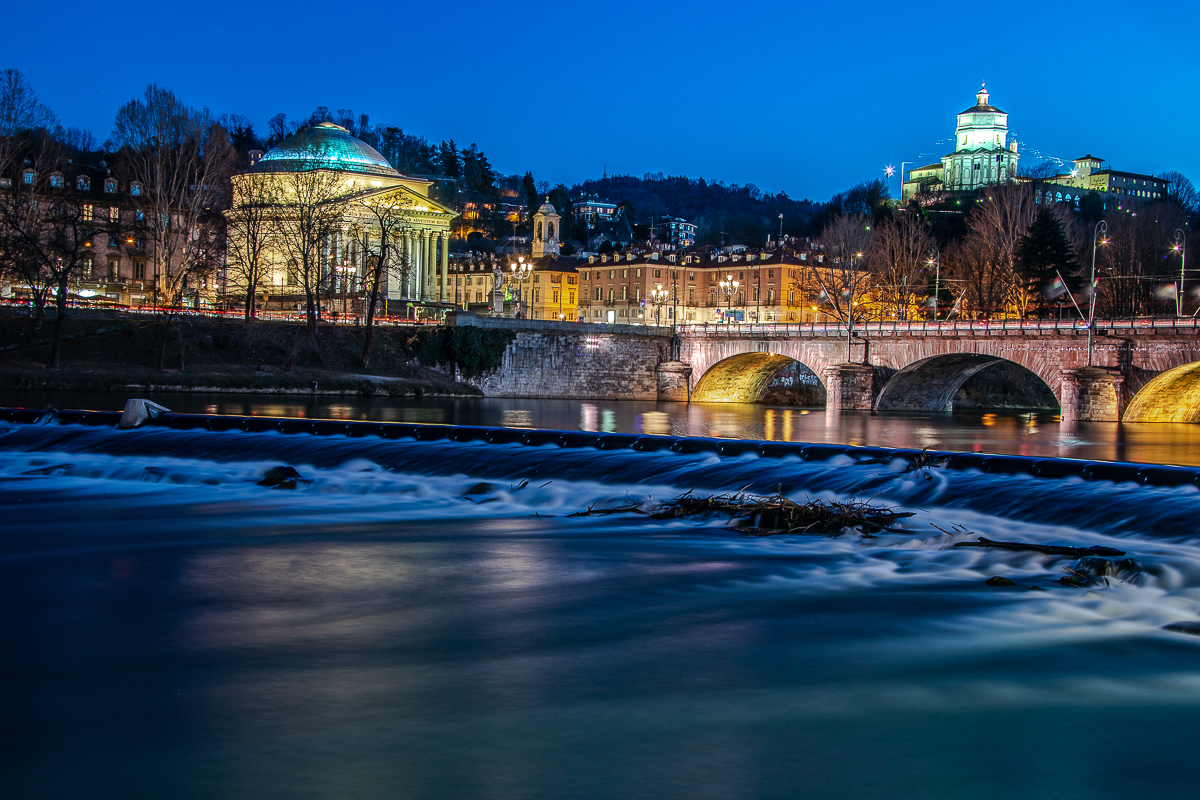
[1016,208,1077,310]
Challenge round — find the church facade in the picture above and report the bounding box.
[902,84,1020,200]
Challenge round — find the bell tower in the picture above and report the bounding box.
[532,198,560,258]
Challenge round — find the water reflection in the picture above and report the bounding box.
[5,390,1200,466]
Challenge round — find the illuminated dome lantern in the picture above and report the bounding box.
[252,122,402,179]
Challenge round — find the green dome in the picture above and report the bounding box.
[254,122,400,178]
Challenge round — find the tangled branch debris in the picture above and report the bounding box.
[570,489,914,536]
[954,537,1126,558]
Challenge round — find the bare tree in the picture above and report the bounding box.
[356,189,416,368]
[868,214,934,320]
[1159,171,1198,215]
[225,174,276,319]
[806,213,873,323]
[0,69,59,178]
[0,131,101,365]
[943,234,1015,319]
[270,160,347,344]
[963,183,1039,316]
[108,84,235,370]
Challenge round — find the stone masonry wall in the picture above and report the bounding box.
[464,330,672,399]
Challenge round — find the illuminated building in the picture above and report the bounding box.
[227,122,456,317]
[902,83,1019,200]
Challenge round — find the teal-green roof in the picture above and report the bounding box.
[254,123,400,178]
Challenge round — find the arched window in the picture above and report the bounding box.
[548,222,555,239]
[536,221,543,239]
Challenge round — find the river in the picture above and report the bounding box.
[4,399,1200,798]
[3,389,1200,466]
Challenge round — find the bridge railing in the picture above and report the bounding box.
[676,317,1200,337]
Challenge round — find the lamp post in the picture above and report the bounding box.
[336,258,353,319]
[1174,228,1187,317]
[1087,220,1108,366]
[846,251,862,362]
[928,245,940,320]
[718,273,739,323]
[509,257,531,318]
[650,285,668,326]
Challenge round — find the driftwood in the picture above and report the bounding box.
[954,536,1125,558]
[570,489,914,536]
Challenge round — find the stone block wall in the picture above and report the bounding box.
[463,330,672,400]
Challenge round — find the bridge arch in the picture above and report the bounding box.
[692,352,826,404]
[875,353,1060,412]
[1123,362,1200,422]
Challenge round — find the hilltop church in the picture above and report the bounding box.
[902,84,1020,200]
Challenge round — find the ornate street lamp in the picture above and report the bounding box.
[650,285,669,326]
[509,257,532,318]
[1087,220,1108,366]
[928,245,940,320]
[1173,228,1187,317]
[718,273,739,323]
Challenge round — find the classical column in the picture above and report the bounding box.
[439,232,450,303]
[422,230,434,301]
[403,230,413,298]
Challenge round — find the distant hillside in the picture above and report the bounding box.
[565,174,879,247]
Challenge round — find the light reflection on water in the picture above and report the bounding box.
[4,390,1200,465]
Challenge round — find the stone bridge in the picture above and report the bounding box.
[449,314,1200,422]
[677,320,1200,422]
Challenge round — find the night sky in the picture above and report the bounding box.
[8,0,1197,200]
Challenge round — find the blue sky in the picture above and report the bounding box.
[8,0,1198,201]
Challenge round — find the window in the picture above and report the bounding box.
[130,182,142,196]
[107,257,120,279]
[622,270,627,278]
[621,286,628,301]
[636,269,641,277]
[109,207,119,223]
[77,176,90,191]
[595,287,601,301]
[133,260,146,280]
[49,173,63,189]
[23,170,35,185]
[135,210,144,222]
[82,204,93,221]
[82,256,94,278]
[104,179,116,193]
[654,269,662,278]
[108,233,119,249]
[553,291,559,303]
[568,291,575,303]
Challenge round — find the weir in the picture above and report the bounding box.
[4,406,1200,489]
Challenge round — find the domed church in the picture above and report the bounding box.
[227,122,457,317]
[902,84,1020,200]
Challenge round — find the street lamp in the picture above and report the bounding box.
[1173,228,1187,317]
[846,251,862,361]
[650,285,669,326]
[1087,220,1108,366]
[928,245,940,320]
[718,273,739,323]
[509,257,531,318]
[336,258,354,319]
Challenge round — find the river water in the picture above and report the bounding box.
[4,390,1200,466]
[2,413,1200,799]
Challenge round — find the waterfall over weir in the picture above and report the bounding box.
[3,408,1200,798]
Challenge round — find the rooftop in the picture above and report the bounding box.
[252,123,401,179]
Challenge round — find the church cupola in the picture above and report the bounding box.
[977,82,989,107]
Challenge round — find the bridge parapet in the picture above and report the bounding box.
[678,318,1200,339]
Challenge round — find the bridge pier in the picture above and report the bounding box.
[1060,367,1124,422]
[657,361,692,401]
[823,364,874,413]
